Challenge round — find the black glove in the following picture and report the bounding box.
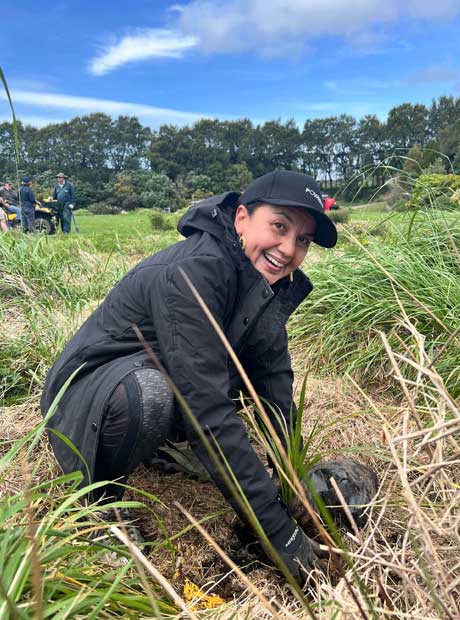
[272,524,328,586]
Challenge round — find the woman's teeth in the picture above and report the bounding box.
[264,252,284,268]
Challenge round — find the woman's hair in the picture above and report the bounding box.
[236,198,262,215]
[229,198,261,225]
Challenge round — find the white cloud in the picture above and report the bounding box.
[177,0,459,55]
[88,28,199,75]
[323,77,402,94]
[0,90,209,128]
[407,65,459,84]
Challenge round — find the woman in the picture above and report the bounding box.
[41,170,338,583]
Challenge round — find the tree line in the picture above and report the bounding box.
[1,95,459,210]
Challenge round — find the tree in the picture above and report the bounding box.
[149,125,192,180]
[107,172,143,210]
[185,171,213,197]
[330,115,358,181]
[356,115,387,185]
[140,172,178,211]
[403,145,424,176]
[220,119,255,165]
[438,119,460,170]
[302,118,335,188]
[107,116,150,171]
[386,103,429,156]
[225,162,253,192]
[255,119,302,174]
[429,96,460,138]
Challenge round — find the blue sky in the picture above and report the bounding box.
[1,0,459,129]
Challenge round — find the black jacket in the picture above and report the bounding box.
[19,185,36,209]
[40,192,313,541]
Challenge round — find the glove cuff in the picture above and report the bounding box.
[269,518,300,553]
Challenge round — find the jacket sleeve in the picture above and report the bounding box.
[52,186,57,200]
[146,256,294,540]
[242,326,297,447]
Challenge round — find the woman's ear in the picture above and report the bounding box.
[234,204,248,235]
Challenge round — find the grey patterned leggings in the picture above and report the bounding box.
[94,367,174,501]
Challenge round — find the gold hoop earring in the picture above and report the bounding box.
[239,235,246,251]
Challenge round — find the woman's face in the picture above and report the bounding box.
[234,203,316,285]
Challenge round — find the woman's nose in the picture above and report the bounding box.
[279,234,296,259]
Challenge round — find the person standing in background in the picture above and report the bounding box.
[19,176,37,233]
[0,181,21,226]
[53,172,75,233]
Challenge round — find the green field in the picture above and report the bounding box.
[71,209,181,253]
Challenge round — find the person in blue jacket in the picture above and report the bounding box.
[19,176,38,233]
[52,172,75,233]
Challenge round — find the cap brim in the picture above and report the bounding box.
[259,198,338,248]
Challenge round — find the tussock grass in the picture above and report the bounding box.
[1,326,458,618]
[292,212,460,397]
[0,389,182,618]
[0,234,126,402]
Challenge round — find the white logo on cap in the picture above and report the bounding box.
[305,187,323,208]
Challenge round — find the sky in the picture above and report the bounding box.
[1,0,459,130]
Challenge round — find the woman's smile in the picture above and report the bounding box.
[234,203,317,284]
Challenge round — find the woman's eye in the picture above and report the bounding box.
[273,222,285,231]
[298,236,311,248]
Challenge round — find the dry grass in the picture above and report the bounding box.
[1,322,459,618]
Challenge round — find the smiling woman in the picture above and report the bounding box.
[234,205,316,284]
[41,170,337,587]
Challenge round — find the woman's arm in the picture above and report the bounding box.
[147,255,295,542]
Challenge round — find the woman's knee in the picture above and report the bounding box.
[133,367,174,437]
[96,367,175,478]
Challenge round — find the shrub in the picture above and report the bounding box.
[121,194,142,211]
[88,201,121,215]
[328,208,350,224]
[72,179,99,209]
[407,173,460,210]
[149,210,175,231]
[185,171,213,197]
[73,208,94,216]
[141,173,178,211]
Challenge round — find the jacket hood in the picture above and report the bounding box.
[178,192,240,239]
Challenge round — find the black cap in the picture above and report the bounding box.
[22,176,30,184]
[240,170,337,248]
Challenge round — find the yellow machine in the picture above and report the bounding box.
[6,198,59,234]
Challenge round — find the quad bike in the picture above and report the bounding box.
[6,198,59,234]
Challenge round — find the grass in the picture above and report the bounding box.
[0,219,180,402]
[292,210,460,398]
[1,196,460,617]
[0,401,180,619]
[72,210,181,253]
[2,327,459,619]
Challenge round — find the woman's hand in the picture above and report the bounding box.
[273,525,329,586]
